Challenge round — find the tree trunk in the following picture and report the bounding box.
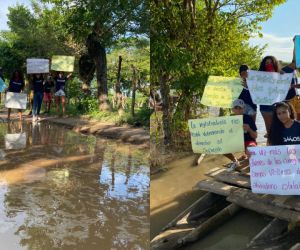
[86,32,110,111]
[115,56,122,94]
[160,73,172,145]
[94,46,110,111]
[131,65,137,117]
[115,55,124,113]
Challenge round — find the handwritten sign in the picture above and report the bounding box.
[248,145,300,195]
[51,55,75,72]
[0,78,7,92]
[201,76,243,108]
[27,58,49,74]
[295,35,300,68]
[247,70,292,105]
[5,133,26,150]
[188,116,244,154]
[5,92,27,109]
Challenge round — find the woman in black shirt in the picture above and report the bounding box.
[268,102,300,145]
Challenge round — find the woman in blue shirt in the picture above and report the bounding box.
[7,70,25,121]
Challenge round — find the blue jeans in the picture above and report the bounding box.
[32,92,43,116]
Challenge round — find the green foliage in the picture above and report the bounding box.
[151,0,287,143]
[107,37,150,93]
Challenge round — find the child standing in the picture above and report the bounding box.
[225,99,258,171]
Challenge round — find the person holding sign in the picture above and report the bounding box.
[54,72,71,116]
[238,64,257,122]
[259,56,281,137]
[269,102,300,146]
[43,75,54,114]
[284,37,300,120]
[225,99,257,171]
[7,70,25,121]
[31,74,45,121]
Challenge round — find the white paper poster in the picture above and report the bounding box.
[5,92,27,109]
[249,145,300,195]
[247,70,293,105]
[27,58,49,74]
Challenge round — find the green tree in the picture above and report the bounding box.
[151,0,286,145]
[41,0,149,111]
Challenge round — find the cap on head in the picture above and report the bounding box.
[232,99,245,109]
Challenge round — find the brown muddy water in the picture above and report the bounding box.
[151,112,271,249]
[0,121,149,250]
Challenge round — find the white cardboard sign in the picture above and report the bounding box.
[27,58,49,74]
[5,92,27,109]
[247,70,293,105]
[248,145,300,195]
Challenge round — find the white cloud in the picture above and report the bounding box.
[249,33,294,62]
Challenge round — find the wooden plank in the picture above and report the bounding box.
[205,167,224,176]
[176,204,241,248]
[227,189,300,223]
[275,196,300,212]
[205,167,251,188]
[291,243,300,250]
[151,228,194,250]
[194,179,238,196]
[247,218,288,248]
[162,193,217,231]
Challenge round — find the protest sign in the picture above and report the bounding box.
[248,145,300,195]
[5,92,27,109]
[188,115,244,154]
[51,55,75,72]
[5,133,26,150]
[200,76,243,108]
[0,78,7,92]
[26,58,49,74]
[295,35,300,68]
[247,70,292,105]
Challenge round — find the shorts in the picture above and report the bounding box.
[260,105,273,114]
[55,90,65,97]
[44,92,52,102]
[244,103,257,116]
[245,141,257,148]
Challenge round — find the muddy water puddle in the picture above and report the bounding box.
[0,121,149,250]
[151,154,271,249]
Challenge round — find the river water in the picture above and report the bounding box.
[0,121,149,250]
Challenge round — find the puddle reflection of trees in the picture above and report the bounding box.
[0,121,149,249]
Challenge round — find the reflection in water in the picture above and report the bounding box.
[0,121,149,250]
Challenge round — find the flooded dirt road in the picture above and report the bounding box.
[0,121,149,250]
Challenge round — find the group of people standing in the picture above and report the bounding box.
[3,70,71,121]
[227,51,300,170]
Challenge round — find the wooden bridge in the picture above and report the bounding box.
[151,162,300,250]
